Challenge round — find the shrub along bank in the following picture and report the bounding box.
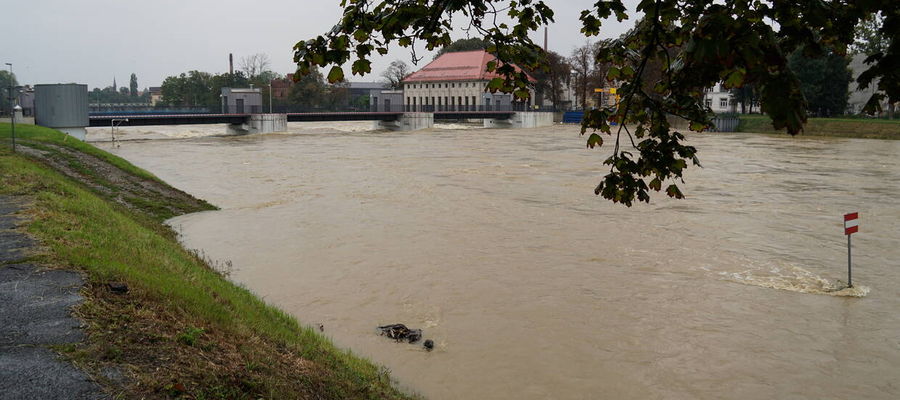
[736,115,900,139]
[0,124,414,399]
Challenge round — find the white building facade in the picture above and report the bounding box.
[703,83,738,113]
[401,50,535,111]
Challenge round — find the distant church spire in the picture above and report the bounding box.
[113,77,117,90]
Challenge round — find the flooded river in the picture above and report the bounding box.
[89,122,900,399]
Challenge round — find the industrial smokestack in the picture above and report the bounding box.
[544,27,548,52]
[229,53,234,75]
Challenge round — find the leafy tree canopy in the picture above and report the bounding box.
[294,0,899,206]
[0,71,18,115]
[852,12,890,56]
[789,49,851,117]
[129,73,139,98]
[434,37,492,58]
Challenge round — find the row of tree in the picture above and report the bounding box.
[0,70,18,115]
[90,73,151,104]
[157,53,356,112]
[159,53,278,109]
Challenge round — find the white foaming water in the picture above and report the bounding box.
[433,122,481,130]
[87,121,377,142]
[716,261,871,297]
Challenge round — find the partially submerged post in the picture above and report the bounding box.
[844,212,859,287]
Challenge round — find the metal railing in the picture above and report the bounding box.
[711,113,740,132]
[90,105,212,115]
[87,103,562,116]
[270,103,557,113]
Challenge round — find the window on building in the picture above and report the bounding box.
[705,98,712,108]
[719,98,728,108]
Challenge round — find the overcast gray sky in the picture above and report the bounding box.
[2,0,637,89]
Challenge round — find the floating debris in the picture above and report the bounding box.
[378,324,423,343]
[423,339,434,351]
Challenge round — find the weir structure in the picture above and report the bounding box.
[225,114,288,135]
[89,110,555,134]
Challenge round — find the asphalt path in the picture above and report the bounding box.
[0,196,106,399]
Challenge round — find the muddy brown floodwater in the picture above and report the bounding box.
[89,122,900,399]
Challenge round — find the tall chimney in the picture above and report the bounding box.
[229,53,234,75]
[544,27,548,52]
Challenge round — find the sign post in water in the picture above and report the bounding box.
[844,212,859,288]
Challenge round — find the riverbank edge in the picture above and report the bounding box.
[736,115,900,139]
[0,124,416,399]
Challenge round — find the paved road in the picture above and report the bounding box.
[0,196,106,400]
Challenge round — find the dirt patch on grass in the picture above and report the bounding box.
[18,141,214,221]
[65,284,342,400]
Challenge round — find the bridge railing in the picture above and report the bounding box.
[90,104,562,117]
[271,103,557,113]
[89,105,212,115]
[223,105,263,114]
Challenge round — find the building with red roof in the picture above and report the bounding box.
[400,50,536,111]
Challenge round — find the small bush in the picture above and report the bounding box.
[176,327,205,347]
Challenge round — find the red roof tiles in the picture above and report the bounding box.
[402,50,535,83]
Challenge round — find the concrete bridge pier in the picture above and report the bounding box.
[484,112,554,129]
[227,114,288,135]
[373,112,434,131]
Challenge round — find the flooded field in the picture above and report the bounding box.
[89,122,900,399]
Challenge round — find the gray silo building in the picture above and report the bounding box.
[34,84,90,140]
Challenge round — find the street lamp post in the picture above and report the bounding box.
[5,63,14,153]
[268,83,272,114]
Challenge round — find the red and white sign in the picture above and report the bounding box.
[844,212,859,235]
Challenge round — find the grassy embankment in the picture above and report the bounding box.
[736,115,900,139]
[0,124,414,399]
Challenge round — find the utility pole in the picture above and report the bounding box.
[5,63,15,153]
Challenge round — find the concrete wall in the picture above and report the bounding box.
[226,114,287,135]
[373,112,434,131]
[0,114,35,125]
[484,112,554,129]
